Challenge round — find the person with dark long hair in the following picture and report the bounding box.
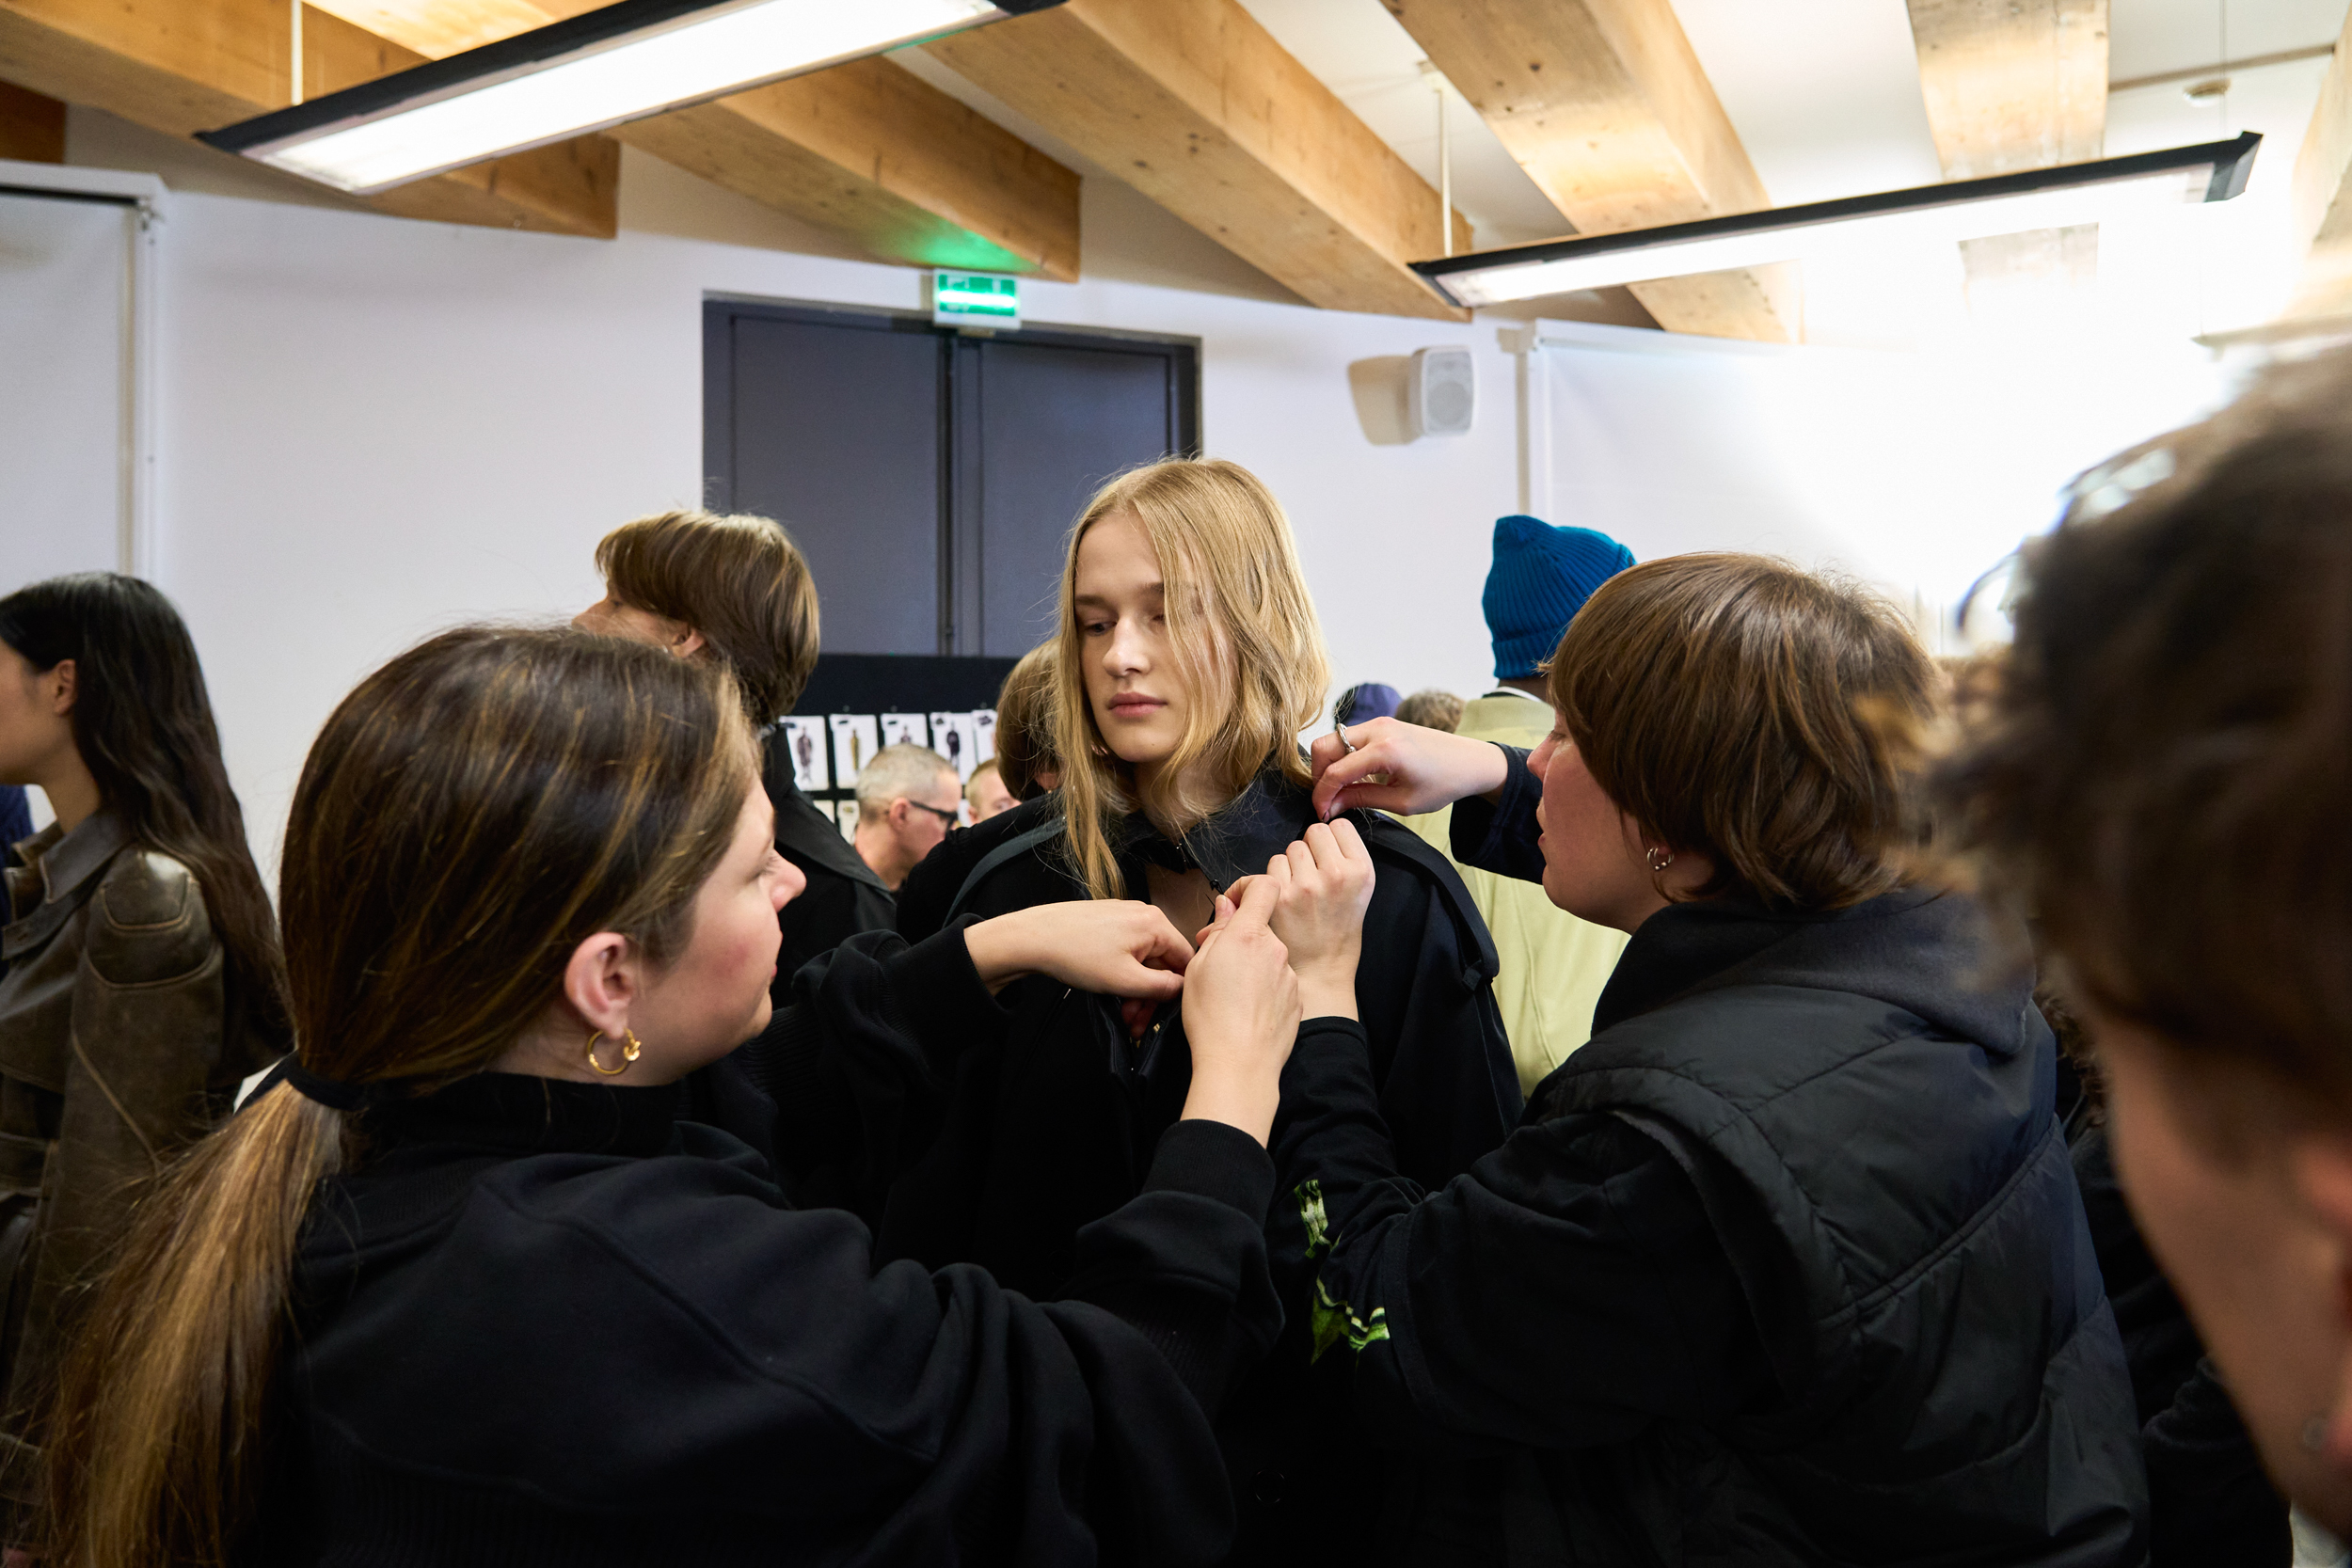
[0,573,289,1543]
[37,626,1306,1567]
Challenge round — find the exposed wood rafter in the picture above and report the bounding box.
[313,0,1081,279]
[1381,0,1798,342]
[925,0,1470,321]
[0,0,618,236]
[1905,0,2109,304]
[0,75,62,161]
[2290,5,2352,315]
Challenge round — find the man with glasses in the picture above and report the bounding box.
[851,743,963,892]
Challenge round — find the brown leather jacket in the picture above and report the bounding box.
[0,812,282,1528]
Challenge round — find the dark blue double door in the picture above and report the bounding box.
[705,299,1200,657]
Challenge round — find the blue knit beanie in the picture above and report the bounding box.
[1482,515,1635,679]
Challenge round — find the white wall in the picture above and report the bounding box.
[60,119,1521,878]
[1530,320,2234,644]
[48,113,2236,879]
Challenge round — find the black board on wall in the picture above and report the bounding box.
[786,654,1021,821]
[796,654,1017,719]
[704,297,1200,659]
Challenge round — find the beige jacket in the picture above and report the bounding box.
[0,813,278,1527]
[1405,691,1630,1097]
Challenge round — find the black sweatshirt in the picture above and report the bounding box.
[258,927,1282,1567]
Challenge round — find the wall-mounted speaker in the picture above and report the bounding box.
[1406,345,1476,439]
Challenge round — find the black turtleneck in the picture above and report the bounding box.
[257,926,1281,1568]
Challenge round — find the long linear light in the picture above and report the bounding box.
[1413,133,2262,309]
[198,0,1066,196]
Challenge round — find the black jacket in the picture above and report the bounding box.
[2066,1116,2289,1566]
[764,730,895,1001]
[1276,750,2147,1566]
[677,734,896,1170]
[889,775,1518,1559]
[261,927,1284,1567]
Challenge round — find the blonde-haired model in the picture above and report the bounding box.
[888,457,1516,1562]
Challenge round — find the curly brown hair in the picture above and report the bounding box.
[1939,352,2352,1102]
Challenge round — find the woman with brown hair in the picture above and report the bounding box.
[990,641,1061,802]
[1286,554,2144,1566]
[36,626,1309,1568]
[0,574,289,1543]
[575,509,897,1185]
[887,457,1514,1560]
[576,507,891,1000]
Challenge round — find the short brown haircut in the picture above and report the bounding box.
[1396,689,1465,732]
[993,641,1059,802]
[1548,554,1933,910]
[1943,350,2352,1101]
[594,509,819,723]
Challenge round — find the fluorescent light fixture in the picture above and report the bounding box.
[1414,133,2262,309]
[198,0,1066,196]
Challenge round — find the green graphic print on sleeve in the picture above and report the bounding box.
[1297,1180,1331,1260]
[1295,1180,1389,1362]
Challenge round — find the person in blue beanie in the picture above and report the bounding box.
[1403,516,1635,1094]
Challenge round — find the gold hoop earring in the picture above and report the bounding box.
[1645,846,1675,874]
[586,1028,643,1077]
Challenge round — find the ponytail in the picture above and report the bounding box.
[44,1085,347,1567]
[36,627,753,1564]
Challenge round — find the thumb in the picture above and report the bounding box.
[1228,870,1281,931]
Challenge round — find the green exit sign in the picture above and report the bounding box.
[933,270,1020,328]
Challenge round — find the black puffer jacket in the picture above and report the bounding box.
[1278,753,2147,1565]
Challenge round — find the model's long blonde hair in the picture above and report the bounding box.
[1052,459,1330,900]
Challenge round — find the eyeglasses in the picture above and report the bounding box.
[906,800,961,827]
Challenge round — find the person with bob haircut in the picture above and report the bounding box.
[36,625,1316,1568]
[575,509,897,1184]
[989,641,1061,802]
[0,574,289,1544]
[576,507,891,999]
[1286,553,2144,1565]
[1939,349,2352,1549]
[889,457,1514,1560]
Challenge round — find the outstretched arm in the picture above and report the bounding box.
[1309,717,1511,821]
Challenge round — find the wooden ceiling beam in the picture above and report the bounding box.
[1382,0,1797,342]
[923,0,1469,321]
[2288,5,2352,315]
[1905,0,2108,304]
[0,0,617,236]
[1908,0,2106,179]
[312,0,1080,279]
[0,76,63,162]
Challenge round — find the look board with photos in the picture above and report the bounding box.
[777,709,998,842]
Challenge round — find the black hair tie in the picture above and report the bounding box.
[258,1055,381,1114]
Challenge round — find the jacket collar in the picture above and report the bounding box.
[4,811,130,958]
[761,732,889,894]
[1591,884,2032,1056]
[1120,765,1313,893]
[364,1071,681,1159]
